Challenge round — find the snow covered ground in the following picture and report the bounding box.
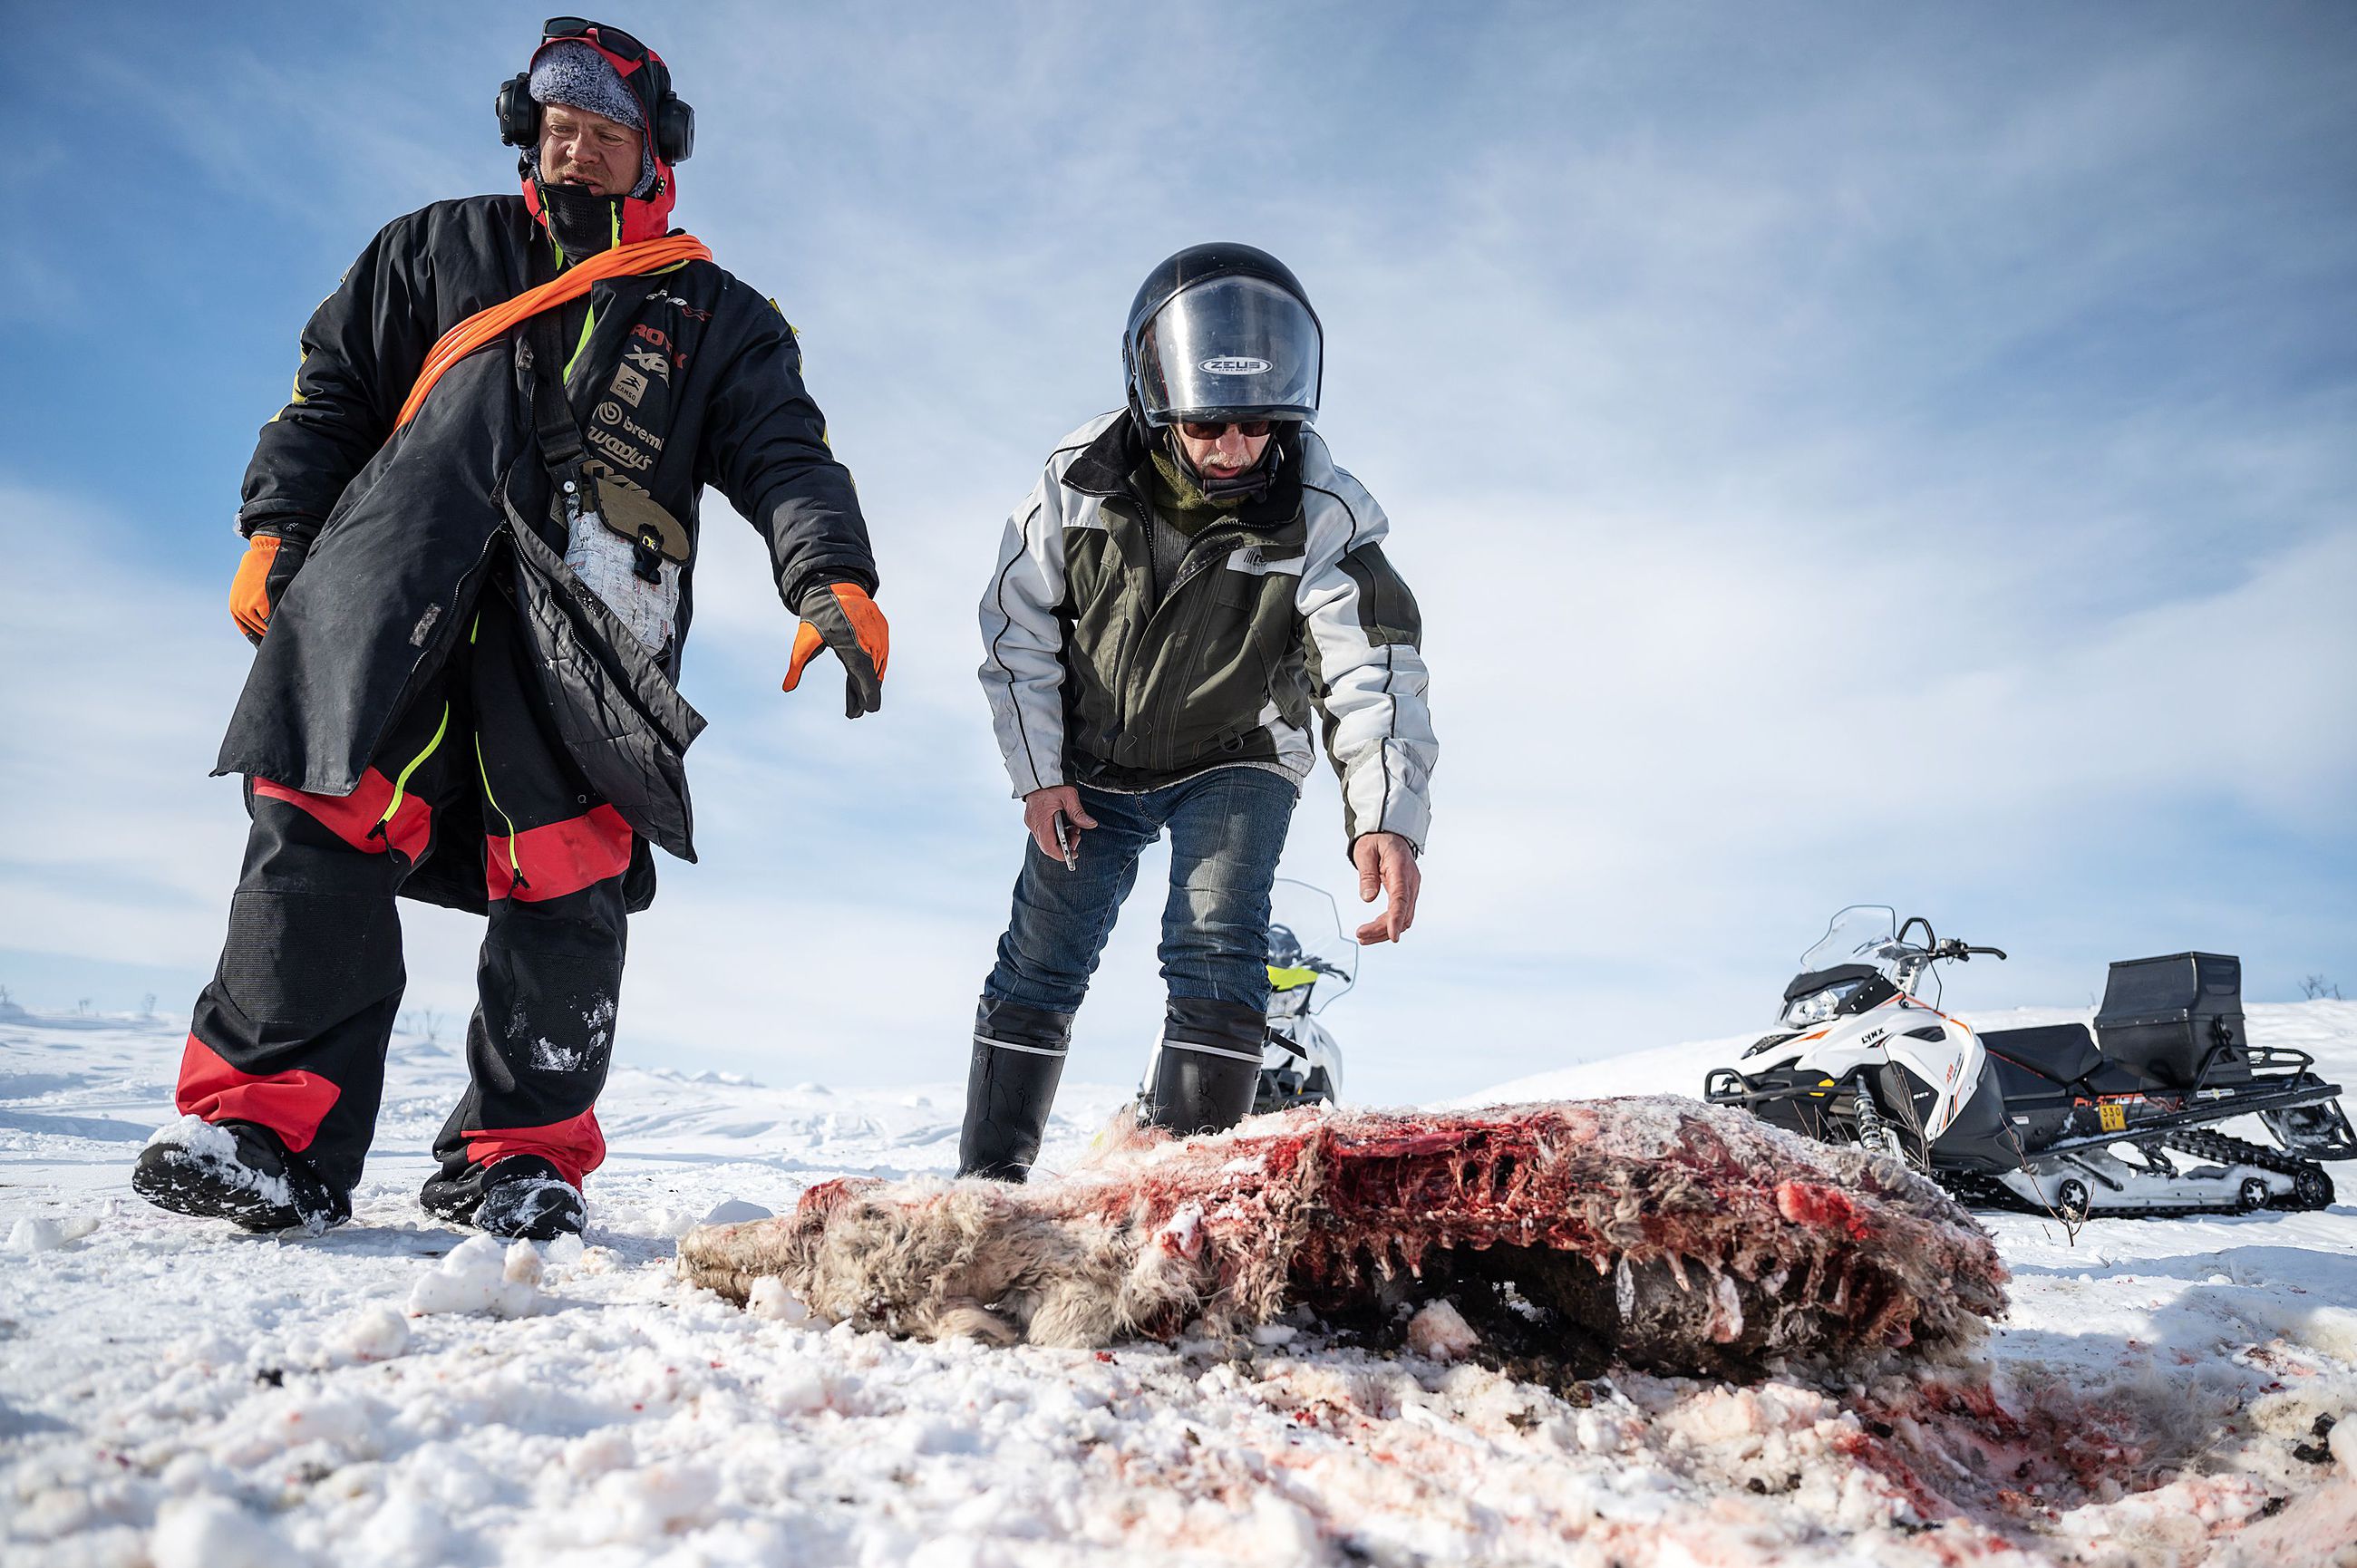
[5,1001,2356,1566]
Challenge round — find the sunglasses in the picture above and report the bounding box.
[1177,420,1273,440]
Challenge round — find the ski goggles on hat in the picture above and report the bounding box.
[1177,419,1275,440]
[541,17,654,64]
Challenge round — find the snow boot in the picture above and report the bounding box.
[958,998,1071,1182]
[1141,999,1265,1137]
[423,1155,585,1240]
[476,1157,586,1240]
[131,1116,351,1235]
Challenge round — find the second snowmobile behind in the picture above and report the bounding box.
[1254,879,1355,1114]
[1130,878,1354,1120]
[1704,906,2352,1219]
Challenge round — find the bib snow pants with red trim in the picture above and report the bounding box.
[177,579,629,1212]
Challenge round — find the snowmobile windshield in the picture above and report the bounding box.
[1800,905,1906,977]
[1266,879,1356,1017]
[1133,277,1322,424]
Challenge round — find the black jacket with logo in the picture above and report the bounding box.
[224,194,877,906]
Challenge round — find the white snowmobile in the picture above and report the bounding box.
[1129,879,1353,1119]
[1704,905,2352,1219]
[1253,879,1356,1114]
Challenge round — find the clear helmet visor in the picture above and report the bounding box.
[1133,276,1321,424]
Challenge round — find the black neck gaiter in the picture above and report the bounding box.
[535,178,627,261]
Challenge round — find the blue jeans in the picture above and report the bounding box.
[984,767,1298,1019]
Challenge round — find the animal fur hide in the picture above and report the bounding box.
[677,1097,2009,1379]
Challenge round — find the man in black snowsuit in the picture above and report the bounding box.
[133,20,887,1239]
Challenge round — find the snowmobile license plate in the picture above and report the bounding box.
[2099,1102,2127,1133]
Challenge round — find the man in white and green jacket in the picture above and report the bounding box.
[963,242,1439,1179]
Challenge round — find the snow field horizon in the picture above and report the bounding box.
[5,999,2357,1563]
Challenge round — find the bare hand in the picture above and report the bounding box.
[1352,832,1421,944]
[1022,785,1099,862]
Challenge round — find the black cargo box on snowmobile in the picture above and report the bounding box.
[2095,952,2249,1089]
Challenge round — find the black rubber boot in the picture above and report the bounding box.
[1141,998,1266,1137]
[423,1154,585,1239]
[958,998,1072,1182]
[132,1118,351,1235]
[477,1157,586,1240]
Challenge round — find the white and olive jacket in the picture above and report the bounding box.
[977,411,1437,853]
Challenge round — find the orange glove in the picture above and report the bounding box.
[781,582,888,718]
[229,534,306,644]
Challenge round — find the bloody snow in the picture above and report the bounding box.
[5,1002,2356,1566]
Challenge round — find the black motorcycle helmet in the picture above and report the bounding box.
[1123,243,1323,430]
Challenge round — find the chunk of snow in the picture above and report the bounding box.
[1407,1300,1480,1362]
[910,1420,981,1456]
[502,1238,544,1287]
[369,1496,451,1568]
[160,1453,232,1497]
[447,1233,506,1274]
[761,1359,829,1414]
[7,1216,63,1253]
[7,1213,101,1252]
[1251,1323,1298,1347]
[564,1428,635,1479]
[747,1276,810,1323]
[151,1496,288,1568]
[408,1234,538,1319]
[2334,1413,2357,1478]
[702,1197,774,1225]
[333,1302,412,1361]
[544,1232,587,1268]
[586,1461,721,1542]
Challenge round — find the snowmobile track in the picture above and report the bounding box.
[2162,1127,2336,1211]
[1944,1128,2334,1220]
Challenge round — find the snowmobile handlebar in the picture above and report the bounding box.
[1928,939,2007,963]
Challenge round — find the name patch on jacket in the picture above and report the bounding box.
[1225,546,1305,577]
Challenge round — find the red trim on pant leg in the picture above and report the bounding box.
[254,769,432,860]
[464,1108,606,1189]
[175,1034,342,1154]
[485,804,634,903]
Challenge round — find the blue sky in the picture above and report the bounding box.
[2,2,2352,1101]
